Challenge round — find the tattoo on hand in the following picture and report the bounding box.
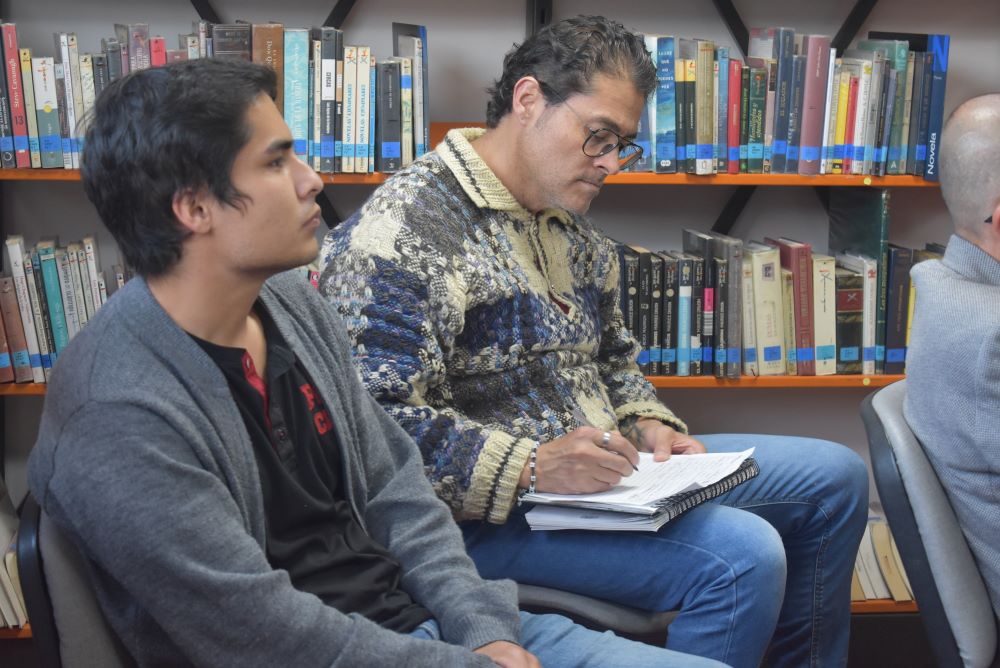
[620,416,648,448]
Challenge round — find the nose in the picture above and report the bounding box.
[295,154,324,199]
[595,147,621,176]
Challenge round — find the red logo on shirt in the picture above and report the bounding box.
[299,383,333,436]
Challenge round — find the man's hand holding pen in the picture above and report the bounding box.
[620,416,708,462]
[517,426,640,494]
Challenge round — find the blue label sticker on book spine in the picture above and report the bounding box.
[853,146,865,161]
[14,135,29,152]
[0,353,10,368]
[875,345,886,361]
[748,143,763,159]
[801,146,820,161]
[772,139,787,156]
[787,348,797,362]
[888,146,901,161]
[797,347,815,361]
[703,347,713,363]
[763,345,782,362]
[764,145,773,159]
[41,135,60,153]
[321,140,335,158]
[637,349,650,364]
[28,137,40,153]
[357,144,369,159]
[728,147,739,162]
[840,347,860,362]
[676,146,686,161]
[834,145,845,159]
[886,348,906,362]
[739,144,748,160]
[696,144,713,159]
[650,348,662,363]
[41,352,53,368]
[916,144,927,160]
[0,137,13,151]
[816,345,836,361]
[13,350,29,367]
[335,140,343,158]
[401,75,412,88]
[863,347,876,362]
[381,142,401,158]
[61,138,71,156]
[29,353,41,368]
[727,348,740,363]
[662,349,676,363]
[293,139,307,156]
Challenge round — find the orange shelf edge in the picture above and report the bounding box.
[851,599,919,614]
[0,383,47,396]
[646,374,905,389]
[0,624,31,639]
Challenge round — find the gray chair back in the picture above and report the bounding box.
[861,380,999,668]
[17,493,133,668]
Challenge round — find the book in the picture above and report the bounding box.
[0,277,32,383]
[770,27,795,173]
[740,254,758,376]
[523,449,759,532]
[669,251,692,376]
[746,65,767,174]
[835,253,878,375]
[209,23,250,61]
[375,58,402,173]
[694,39,715,175]
[392,23,430,163]
[869,516,913,602]
[396,35,426,158]
[284,28,309,164]
[658,252,678,376]
[884,244,913,374]
[626,245,654,375]
[686,252,705,376]
[811,253,837,375]
[0,287,14,383]
[767,237,814,375]
[716,46,729,173]
[745,241,785,376]
[834,266,864,375]
[252,23,284,115]
[681,229,716,373]
[395,55,413,167]
[5,236,45,383]
[1,23,30,169]
[784,54,807,174]
[356,46,373,170]
[0,487,25,627]
[0,26,15,169]
[829,188,890,373]
[36,241,69,354]
[858,519,892,599]
[713,255,729,378]
[869,31,949,181]
[726,57,741,174]
[709,232,743,379]
[819,51,838,174]
[654,35,677,173]
[18,47,42,168]
[797,35,832,175]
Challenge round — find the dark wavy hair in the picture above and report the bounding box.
[80,58,277,277]
[485,15,656,128]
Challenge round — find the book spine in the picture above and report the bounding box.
[784,54,807,174]
[27,251,56,378]
[712,257,727,378]
[683,57,696,173]
[357,46,372,171]
[747,67,766,173]
[716,47,729,173]
[0,27,14,169]
[148,36,166,67]
[762,60,777,173]
[835,267,864,374]
[18,48,41,168]
[310,38,322,170]
[741,256,758,376]
[2,24,30,168]
[913,52,934,178]
[850,60,872,174]
[30,57,60,169]
[898,51,915,174]
[102,39,123,82]
[798,36,832,175]
[687,256,703,376]
[368,60,376,172]
[284,29,309,163]
[342,45,357,173]
[398,56,413,166]
[884,246,913,374]
[37,244,69,354]
[53,62,71,169]
[91,53,108,98]
[660,254,677,376]
[5,238,45,382]
[673,55,687,173]
[71,245,94,321]
[739,66,749,173]
[694,40,715,175]
[316,28,336,174]
[842,75,860,174]
[750,249,785,375]
[812,255,837,375]
[770,27,795,173]
[410,38,426,157]
[55,247,81,336]
[675,256,692,377]
[819,50,837,174]
[653,36,676,173]
[78,53,95,118]
[375,60,401,173]
[82,236,103,313]
[832,67,850,174]
[0,276,33,382]
[862,55,884,175]
[0,296,13,382]
[333,29,344,172]
[66,34,85,151]
[922,35,949,181]
[649,253,663,375]
[726,58,741,174]
[252,24,284,115]
[781,268,797,375]
[793,246,815,375]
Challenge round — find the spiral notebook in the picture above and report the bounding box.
[523,448,758,532]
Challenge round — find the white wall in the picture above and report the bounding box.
[3,0,999,502]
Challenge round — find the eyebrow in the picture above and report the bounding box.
[590,115,637,139]
[264,138,294,155]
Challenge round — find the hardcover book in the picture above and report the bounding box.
[392,23,430,165]
[797,35,832,175]
[744,241,785,376]
[252,23,284,114]
[653,35,676,173]
[766,237,815,376]
[811,253,837,375]
[0,276,32,383]
[834,266,864,375]
[375,59,402,173]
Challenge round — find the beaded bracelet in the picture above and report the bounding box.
[519,442,541,504]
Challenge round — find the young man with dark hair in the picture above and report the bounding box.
[320,15,869,668]
[905,93,1000,620]
[28,58,722,667]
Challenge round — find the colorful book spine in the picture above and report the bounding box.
[770,27,795,173]
[5,236,45,382]
[812,253,837,375]
[36,242,69,355]
[30,56,60,168]
[2,24,30,168]
[694,40,715,175]
[0,276,33,382]
[341,44,357,172]
[284,28,309,164]
[356,46,372,169]
[726,58,741,174]
[798,36,832,175]
[834,266,864,375]
[716,46,729,174]
[397,55,413,167]
[654,36,676,174]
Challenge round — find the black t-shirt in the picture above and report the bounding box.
[191,307,431,633]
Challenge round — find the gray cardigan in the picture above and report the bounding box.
[28,272,519,667]
[904,234,1000,619]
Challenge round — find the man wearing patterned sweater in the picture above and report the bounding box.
[905,94,1000,620]
[321,16,867,668]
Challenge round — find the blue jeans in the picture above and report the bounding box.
[461,434,869,668]
[410,612,728,667]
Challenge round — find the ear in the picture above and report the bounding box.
[510,76,547,126]
[171,187,213,235]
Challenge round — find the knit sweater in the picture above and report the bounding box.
[320,128,685,524]
[28,272,519,667]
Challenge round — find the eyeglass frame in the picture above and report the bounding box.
[536,80,645,171]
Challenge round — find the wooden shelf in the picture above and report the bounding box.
[646,374,905,389]
[606,173,937,187]
[0,624,31,639]
[0,383,47,396]
[851,599,919,614]
[0,167,941,188]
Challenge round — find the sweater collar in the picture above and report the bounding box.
[945,234,1000,286]
[436,127,586,233]
[437,127,530,214]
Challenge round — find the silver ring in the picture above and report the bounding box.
[601,431,611,447]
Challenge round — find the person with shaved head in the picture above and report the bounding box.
[904,92,1000,619]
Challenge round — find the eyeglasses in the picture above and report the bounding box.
[541,83,644,171]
